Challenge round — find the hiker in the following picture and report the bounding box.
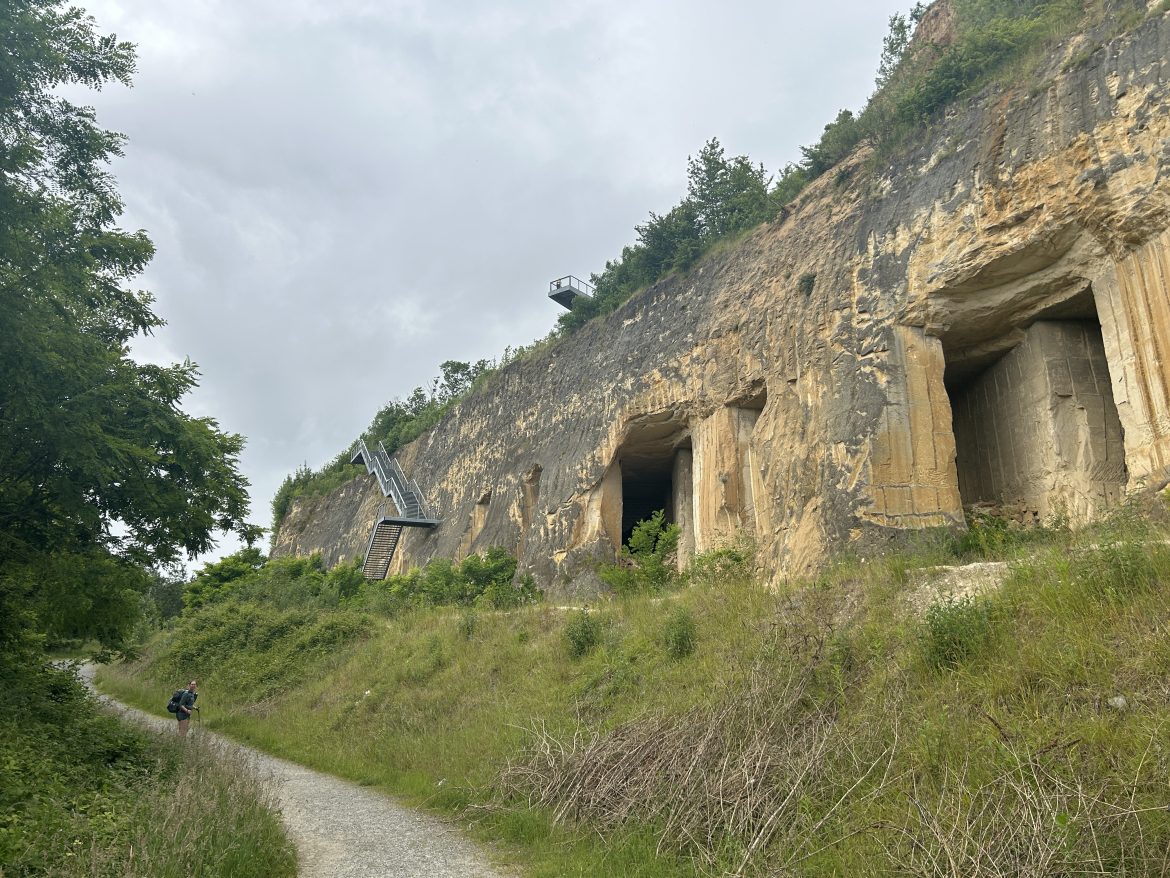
[176,679,198,737]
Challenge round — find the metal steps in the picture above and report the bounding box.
[362,517,403,580]
[351,440,440,579]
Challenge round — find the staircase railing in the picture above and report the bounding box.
[352,438,432,521]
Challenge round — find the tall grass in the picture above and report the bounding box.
[0,663,294,878]
[101,502,1170,875]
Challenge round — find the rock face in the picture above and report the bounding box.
[274,10,1170,594]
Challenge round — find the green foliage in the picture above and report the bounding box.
[549,0,1144,343]
[920,595,997,669]
[365,547,541,614]
[557,139,777,335]
[684,543,752,587]
[0,0,255,658]
[156,601,370,699]
[661,607,697,659]
[184,547,267,609]
[0,661,294,877]
[270,458,364,537]
[797,272,817,296]
[145,571,186,623]
[271,359,493,536]
[104,501,1170,878]
[564,610,602,659]
[875,11,913,90]
[600,511,682,595]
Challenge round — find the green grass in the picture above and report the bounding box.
[100,503,1170,875]
[0,662,295,878]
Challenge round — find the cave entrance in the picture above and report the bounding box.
[621,454,675,544]
[942,286,1127,525]
[615,412,692,548]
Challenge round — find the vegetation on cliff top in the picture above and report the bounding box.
[102,500,1170,876]
[272,0,1154,525]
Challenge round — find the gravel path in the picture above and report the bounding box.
[78,666,511,878]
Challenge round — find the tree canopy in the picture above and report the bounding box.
[0,0,255,654]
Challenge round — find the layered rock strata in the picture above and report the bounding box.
[274,10,1170,593]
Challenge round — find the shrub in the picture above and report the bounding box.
[458,610,478,640]
[0,663,294,878]
[366,547,537,614]
[564,610,602,660]
[600,511,681,595]
[920,595,996,669]
[797,272,817,296]
[662,608,697,659]
[685,539,754,586]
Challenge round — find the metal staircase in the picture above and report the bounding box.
[351,439,439,579]
[361,505,404,579]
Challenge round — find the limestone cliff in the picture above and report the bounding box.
[274,9,1170,593]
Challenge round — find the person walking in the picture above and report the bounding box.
[176,679,198,737]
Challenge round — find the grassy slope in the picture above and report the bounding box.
[0,663,295,878]
[99,508,1170,876]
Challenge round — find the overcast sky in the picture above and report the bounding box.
[75,0,910,568]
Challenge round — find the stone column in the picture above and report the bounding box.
[1094,230,1170,485]
[671,447,695,568]
[864,325,964,527]
[693,406,763,552]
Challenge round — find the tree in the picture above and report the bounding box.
[0,1,254,653]
[685,139,771,240]
[875,12,912,90]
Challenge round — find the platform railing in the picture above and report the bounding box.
[549,275,594,297]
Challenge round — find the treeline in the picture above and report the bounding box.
[557,0,1126,332]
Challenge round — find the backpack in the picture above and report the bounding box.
[166,689,185,713]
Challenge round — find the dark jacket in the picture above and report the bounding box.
[177,690,197,719]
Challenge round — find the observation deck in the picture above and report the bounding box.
[548,275,594,310]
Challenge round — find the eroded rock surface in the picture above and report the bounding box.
[275,11,1170,593]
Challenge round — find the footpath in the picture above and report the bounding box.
[78,666,510,878]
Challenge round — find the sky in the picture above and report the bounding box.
[74,0,910,568]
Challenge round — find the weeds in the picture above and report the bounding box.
[105,505,1170,877]
[880,738,1170,875]
[661,608,697,659]
[564,610,602,659]
[600,511,681,596]
[920,595,997,670]
[0,663,293,878]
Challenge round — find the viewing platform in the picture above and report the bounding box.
[548,275,594,309]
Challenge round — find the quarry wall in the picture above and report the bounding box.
[274,10,1170,594]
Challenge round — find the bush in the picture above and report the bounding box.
[154,603,370,699]
[564,611,602,660]
[600,511,681,595]
[685,543,752,587]
[366,547,539,615]
[662,608,697,659]
[920,595,996,669]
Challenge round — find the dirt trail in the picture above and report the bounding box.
[79,667,510,878]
